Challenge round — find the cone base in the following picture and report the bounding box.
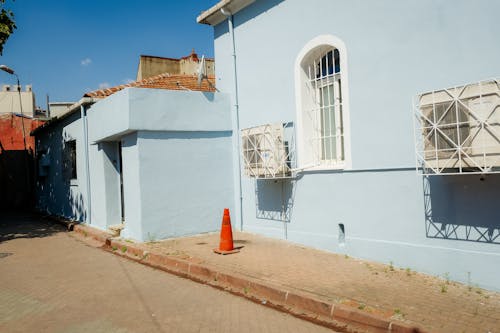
[213,248,240,255]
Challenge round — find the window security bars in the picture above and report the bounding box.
[62,140,77,180]
[306,48,344,166]
[414,79,500,175]
[241,123,295,179]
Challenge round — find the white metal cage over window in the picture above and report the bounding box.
[241,123,294,179]
[295,35,351,170]
[414,78,500,175]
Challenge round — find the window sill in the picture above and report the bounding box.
[297,163,347,173]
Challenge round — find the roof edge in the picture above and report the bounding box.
[31,97,99,136]
[197,0,255,26]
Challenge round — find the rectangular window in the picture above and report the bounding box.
[64,140,77,180]
[69,141,77,179]
[320,84,336,160]
[310,48,344,164]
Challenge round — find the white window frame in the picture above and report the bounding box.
[294,35,352,170]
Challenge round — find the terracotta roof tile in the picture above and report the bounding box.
[83,73,216,98]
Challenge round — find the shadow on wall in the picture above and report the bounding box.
[424,174,500,244]
[35,115,87,222]
[255,179,296,222]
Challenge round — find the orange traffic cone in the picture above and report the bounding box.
[213,208,240,255]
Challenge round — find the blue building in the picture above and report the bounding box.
[33,73,234,242]
[197,0,500,290]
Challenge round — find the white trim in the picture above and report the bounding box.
[294,34,352,170]
[197,0,256,26]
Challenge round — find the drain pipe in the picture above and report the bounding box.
[81,104,92,225]
[221,7,244,231]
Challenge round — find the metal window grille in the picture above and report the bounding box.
[414,78,500,175]
[241,123,295,179]
[306,48,344,166]
[37,149,50,178]
[63,140,77,180]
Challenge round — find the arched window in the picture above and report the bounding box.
[295,35,351,169]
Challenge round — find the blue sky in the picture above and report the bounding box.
[0,0,218,105]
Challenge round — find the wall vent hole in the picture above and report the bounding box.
[338,223,345,246]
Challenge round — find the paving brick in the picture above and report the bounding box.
[0,212,332,333]
[47,216,500,333]
[141,230,500,333]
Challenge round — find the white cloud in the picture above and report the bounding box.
[80,58,92,66]
[98,82,110,89]
[123,78,135,84]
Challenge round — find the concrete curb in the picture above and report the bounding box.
[71,224,425,333]
[73,223,113,245]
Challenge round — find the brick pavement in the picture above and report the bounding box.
[0,212,332,333]
[139,231,500,333]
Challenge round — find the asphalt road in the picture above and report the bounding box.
[0,212,332,333]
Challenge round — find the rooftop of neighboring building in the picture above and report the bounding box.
[136,49,214,81]
[138,51,214,63]
[84,72,216,98]
[32,72,216,135]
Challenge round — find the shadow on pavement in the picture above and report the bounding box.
[0,210,65,243]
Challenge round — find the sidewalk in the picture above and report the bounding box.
[72,225,500,333]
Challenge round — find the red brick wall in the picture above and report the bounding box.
[0,113,45,151]
[0,113,45,209]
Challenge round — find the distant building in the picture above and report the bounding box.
[48,102,74,118]
[136,49,214,80]
[0,83,46,151]
[0,84,46,209]
[0,84,36,117]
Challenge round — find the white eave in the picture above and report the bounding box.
[197,0,255,26]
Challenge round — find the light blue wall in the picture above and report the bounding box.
[212,0,500,290]
[120,132,143,238]
[86,88,234,241]
[135,130,234,241]
[35,111,88,222]
[90,88,232,142]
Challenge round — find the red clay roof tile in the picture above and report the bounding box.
[83,73,215,98]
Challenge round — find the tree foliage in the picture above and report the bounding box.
[0,0,16,55]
